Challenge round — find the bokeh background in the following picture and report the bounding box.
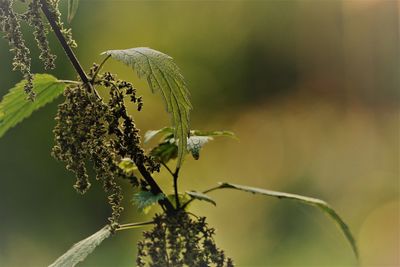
[0,0,398,266]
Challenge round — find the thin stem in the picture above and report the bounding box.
[117,221,154,231]
[173,167,180,209]
[39,0,89,84]
[57,79,81,85]
[40,0,175,215]
[161,162,174,177]
[91,54,111,84]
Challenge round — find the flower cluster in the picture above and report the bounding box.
[52,65,159,228]
[137,212,234,267]
[0,0,74,100]
[0,0,34,100]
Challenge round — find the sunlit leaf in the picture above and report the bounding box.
[186,191,216,206]
[216,182,358,259]
[48,225,112,267]
[0,74,65,138]
[190,130,237,139]
[132,191,165,214]
[102,48,192,168]
[67,0,80,23]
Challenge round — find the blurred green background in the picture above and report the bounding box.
[0,0,398,266]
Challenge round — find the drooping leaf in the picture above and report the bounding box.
[186,191,216,206]
[216,182,358,259]
[167,192,191,209]
[102,48,192,168]
[0,74,66,138]
[187,136,213,160]
[67,0,80,23]
[118,158,137,176]
[48,225,112,267]
[132,191,165,214]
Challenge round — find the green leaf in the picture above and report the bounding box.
[150,140,178,164]
[190,130,237,139]
[102,48,192,168]
[132,191,165,214]
[217,182,358,259]
[67,0,80,23]
[118,158,137,176]
[0,74,65,138]
[186,191,216,206]
[144,127,174,143]
[48,225,112,267]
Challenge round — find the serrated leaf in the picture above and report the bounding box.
[67,0,80,23]
[132,191,165,214]
[186,191,216,206]
[118,158,137,176]
[102,47,192,168]
[217,182,358,259]
[0,74,65,138]
[48,225,112,267]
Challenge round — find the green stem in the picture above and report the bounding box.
[117,221,154,231]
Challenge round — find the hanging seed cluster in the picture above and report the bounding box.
[137,212,234,267]
[0,0,75,100]
[52,65,159,227]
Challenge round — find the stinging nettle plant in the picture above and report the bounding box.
[0,1,358,266]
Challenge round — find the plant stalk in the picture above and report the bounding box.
[39,0,175,214]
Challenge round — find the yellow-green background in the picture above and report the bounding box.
[0,0,398,266]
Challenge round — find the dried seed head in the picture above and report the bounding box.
[137,212,234,267]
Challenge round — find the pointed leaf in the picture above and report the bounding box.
[0,74,65,138]
[217,182,358,259]
[186,191,216,206]
[67,0,80,23]
[48,225,112,267]
[190,130,237,139]
[132,191,165,214]
[102,48,192,168]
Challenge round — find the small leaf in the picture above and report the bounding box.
[218,182,358,259]
[186,191,216,206]
[144,127,174,143]
[118,158,137,176]
[102,48,192,168]
[150,140,178,164]
[67,0,80,23]
[48,225,112,267]
[0,74,65,138]
[190,130,237,139]
[132,191,165,214]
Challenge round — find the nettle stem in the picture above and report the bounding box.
[39,0,175,214]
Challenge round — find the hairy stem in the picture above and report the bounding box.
[39,0,175,214]
[173,167,180,209]
[117,221,154,231]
